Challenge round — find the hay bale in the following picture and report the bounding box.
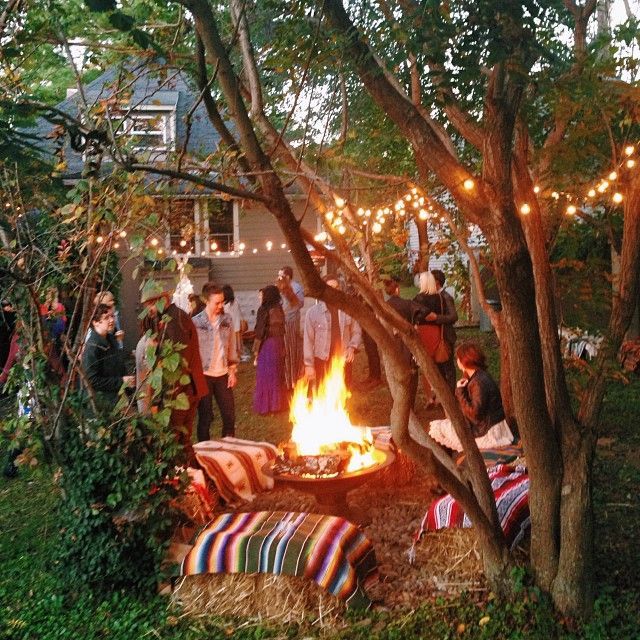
[172,573,346,627]
[413,528,486,595]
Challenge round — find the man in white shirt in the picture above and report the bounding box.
[193,282,238,441]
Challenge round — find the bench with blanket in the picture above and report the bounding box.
[415,464,531,551]
[181,510,378,608]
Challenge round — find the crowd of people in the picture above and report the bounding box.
[2,265,514,475]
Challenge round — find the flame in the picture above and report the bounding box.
[289,356,378,472]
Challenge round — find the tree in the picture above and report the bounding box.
[1,0,639,617]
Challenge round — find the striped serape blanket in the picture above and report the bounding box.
[194,438,278,505]
[455,441,524,467]
[417,464,530,550]
[181,511,378,608]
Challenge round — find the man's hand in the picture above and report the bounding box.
[344,347,355,363]
[305,365,316,381]
[456,377,468,388]
[228,370,237,388]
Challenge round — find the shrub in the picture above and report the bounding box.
[56,411,184,594]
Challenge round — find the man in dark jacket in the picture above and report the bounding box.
[141,282,207,460]
[427,270,458,390]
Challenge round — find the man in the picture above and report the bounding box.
[193,282,238,441]
[276,265,304,389]
[303,276,361,387]
[383,276,425,407]
[426,269,458,390]
[141,281,207,459]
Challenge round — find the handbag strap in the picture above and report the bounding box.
[438,293,444,341]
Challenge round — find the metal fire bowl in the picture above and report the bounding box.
[263,448,396,522]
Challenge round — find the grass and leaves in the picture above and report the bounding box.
[1,332,639,638]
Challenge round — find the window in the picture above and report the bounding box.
[162,198,238,257]
[113,106,176,161]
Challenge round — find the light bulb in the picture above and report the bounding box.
[520,203,531,215]
[533,185,540,194]
[608,171,618,181]
[624,145,635,156]
[463,178,475,190]
[626,159,636,169]
[612,192,623,204]
[566,204,577,215]
[587,189,596,197]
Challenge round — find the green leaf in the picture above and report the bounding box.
[131,29,152,50]
[173,393,189,411]
[163,352,180,373]
[109,11,135,32]
[84,0,116,11]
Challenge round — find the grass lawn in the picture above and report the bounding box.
[1,328,639,639]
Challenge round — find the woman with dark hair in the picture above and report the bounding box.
[428,341,514,451]
[252,285,287,415]
[82,303,134,411]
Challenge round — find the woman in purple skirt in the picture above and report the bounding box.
[252,285,287,415]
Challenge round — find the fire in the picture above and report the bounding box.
[288,356,380,472]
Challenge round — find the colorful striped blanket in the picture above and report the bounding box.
[194,438,278,505]
[182,511,378,608]
[417,464,530,550]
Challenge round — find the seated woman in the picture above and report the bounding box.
[82,303,134,412]
[429,341,514,451]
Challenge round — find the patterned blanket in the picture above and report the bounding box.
[194,438,278,505]
[181,511,378,608]
[417,464,530,550]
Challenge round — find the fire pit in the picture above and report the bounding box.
[263,356,396,522]
[263,446,395,521]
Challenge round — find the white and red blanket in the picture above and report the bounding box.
[417,464,531,550]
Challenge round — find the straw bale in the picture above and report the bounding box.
[413,528,486,595]
[172,573,347,627]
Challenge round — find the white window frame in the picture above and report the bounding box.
[113,105,176,159]
[162,198,240,259]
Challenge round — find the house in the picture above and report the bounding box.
[35,59,319,352]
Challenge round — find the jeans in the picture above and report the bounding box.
[197,374,235,441]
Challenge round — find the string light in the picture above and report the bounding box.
[533,185,540,194]
[612,192,624,204]
[625,145,635,156]
[96,235,103,244]
[119,230,127,238]
[334,196,345,208]
[626,159,636,169]
[587,189,596,197]
[266,241,273,250]
[150,238,159,247]
[566,204,577,215]
[608,171,618,181]
[463,178,475,190]
[520,203,531,215]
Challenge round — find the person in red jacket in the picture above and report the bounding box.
[140,282,207,462]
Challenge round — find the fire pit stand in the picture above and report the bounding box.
[263,448,396,523]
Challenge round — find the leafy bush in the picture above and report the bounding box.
[56,411,184,594]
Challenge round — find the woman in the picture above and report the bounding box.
[413,271,442,407]
[429,341,514,451]
[252,285,287,415]
[222,284,245,360]
[188,293,205,317]
[82,303,134,411]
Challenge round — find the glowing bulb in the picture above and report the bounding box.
[280,243,286,249]
[158,248,164,255]
[364,210,371,217]
[334,217,343,226]
[625,145,635,156]
[566,204,577,215]
[626,159,636,169]
[404,194,412,201]
[551,191,560,200]
[252,248,258,254]
[520,203,531,215]
[419,209,428,220]
[216,251,221,256]
[179,239,187,247]
[315,232,327,242]
[119,230,127,238]
[411,187,418,195]
[325,211,334,221]
[114,242,120,249]
[608,171,618,181]
[266,241,273,250]
[210,241,218,250]
[96,235,103,244]
[201,251,205,256]
[463,178,475,190]
[372,222,382,233]
[338,225,346,234]
[395,201,404,210]
[587,189,596,197]
[150,238,159,247]
[238,242,246,251]
[357,207,364,216]
[612,192,623,204]
[533,185,540,194]
[334,196,345,208]
[597,181,609,193]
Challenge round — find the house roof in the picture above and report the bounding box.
[32,58,222,184]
